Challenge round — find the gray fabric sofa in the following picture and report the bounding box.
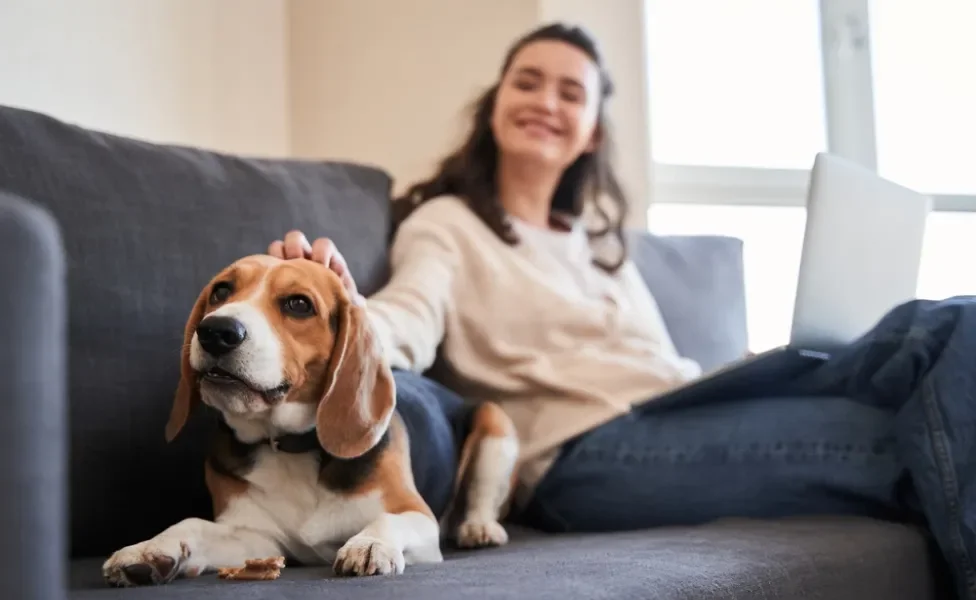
[0,104,948,599]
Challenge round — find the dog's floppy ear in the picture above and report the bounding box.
[316,299,395,459]
[165,286,210,442]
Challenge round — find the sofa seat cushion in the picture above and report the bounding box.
[68,517,937,600]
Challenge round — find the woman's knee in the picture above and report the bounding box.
[882,296,976,340]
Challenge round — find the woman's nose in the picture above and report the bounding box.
[530,86,559,112]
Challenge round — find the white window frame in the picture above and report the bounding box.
[646,0,976,214]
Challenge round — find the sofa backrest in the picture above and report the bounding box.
[0,104,748,559]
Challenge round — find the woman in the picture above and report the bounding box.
[270,23,976,599]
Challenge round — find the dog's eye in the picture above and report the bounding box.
[209,282,233,304]
[282,294,315,317]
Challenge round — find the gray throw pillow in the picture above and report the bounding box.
[627,231,749,372]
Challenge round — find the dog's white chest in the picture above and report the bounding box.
[224,449,383,563]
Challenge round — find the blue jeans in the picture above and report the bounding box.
[516,296,976,600]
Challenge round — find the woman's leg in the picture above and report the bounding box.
[788,295,976,600]
[522,296,976,599]
[520,396,906,529]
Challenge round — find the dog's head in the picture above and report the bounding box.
[165,254,394,459]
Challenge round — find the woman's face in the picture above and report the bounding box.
[491,40,602,171]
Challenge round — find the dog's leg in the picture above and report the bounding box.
[332,413,444,577]
[454,402,520,548]
[102,516,281,587]
[333,503,442,577]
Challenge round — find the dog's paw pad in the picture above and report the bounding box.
[334,537,404,576]
[102,539,185,587]
[455,518,508,548]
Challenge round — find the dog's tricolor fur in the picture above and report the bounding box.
[102,255,520,586]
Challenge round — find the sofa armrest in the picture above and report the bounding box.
[0,192,68,599]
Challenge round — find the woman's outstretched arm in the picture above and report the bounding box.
[365,214,460,372]
[269,207,460,373]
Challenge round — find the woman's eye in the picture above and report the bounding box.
[560,90,583,103]
[282,295,315,317]
[209,282,233,304]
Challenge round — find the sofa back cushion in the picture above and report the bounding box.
[0,105,394,558]
[628,232,749,372]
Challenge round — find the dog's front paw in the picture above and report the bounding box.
[455,518,509,549]
[102,537,189,587]
[333,536,404,576]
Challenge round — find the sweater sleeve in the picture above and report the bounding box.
[363,207,461,372]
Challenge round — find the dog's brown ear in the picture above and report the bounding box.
[165,286,210,442]
[316,299,395,459]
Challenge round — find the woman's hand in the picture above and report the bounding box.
[268,230,365,305]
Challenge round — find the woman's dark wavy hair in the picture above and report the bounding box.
[391,22,629,273]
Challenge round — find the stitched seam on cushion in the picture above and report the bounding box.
[919,378,976,599]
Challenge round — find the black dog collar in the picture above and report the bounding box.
[262,430,321,454]
[217,418,320,454]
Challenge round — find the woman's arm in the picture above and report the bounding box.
[268,211,460,373]
[365,215,460,372]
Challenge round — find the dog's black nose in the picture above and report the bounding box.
[196,316,247,356]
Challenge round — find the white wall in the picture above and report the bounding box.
[289,0,652,225]
[288,0,539,191]
[0,0,652,221]
[0,0,291,157]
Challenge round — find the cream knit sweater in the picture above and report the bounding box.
[365,196,702,500]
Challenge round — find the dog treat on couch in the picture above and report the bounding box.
[217,556,286,581]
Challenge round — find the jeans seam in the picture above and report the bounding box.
[920,378,976,599]
[571,442,891,464]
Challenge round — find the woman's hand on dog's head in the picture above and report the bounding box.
[268,231,365,306]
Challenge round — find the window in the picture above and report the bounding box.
[869,0,976,194]
[645,0,976,352]
[648,204,976,352]
[646,0,827,170]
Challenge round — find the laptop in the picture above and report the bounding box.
[651,152,933,406]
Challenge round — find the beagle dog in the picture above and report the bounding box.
[102,255,520,586]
